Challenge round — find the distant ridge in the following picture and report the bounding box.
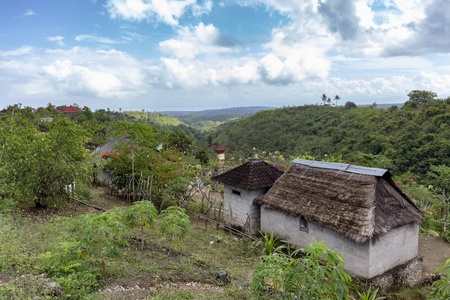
[156,106,277,117]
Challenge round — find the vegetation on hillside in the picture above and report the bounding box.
[0,92,449,299]
[207,91,449,180]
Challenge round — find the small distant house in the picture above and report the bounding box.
[60,105,82,114]
[125,116,137,122]
[212,159,284,233]
[95,136,132,159]
[84,142,101,152]
[213,158,423,282]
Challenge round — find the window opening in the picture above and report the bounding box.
[299,216,309,233]
[231,189,241,196]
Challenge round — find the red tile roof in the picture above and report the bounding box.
[212,159,284,191]
[60,105,82,113]
[212,143,228,152]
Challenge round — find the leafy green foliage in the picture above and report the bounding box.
[351,152,392,169]
[356,286,386,300]
[0,116,93,207]
[167,129,194,153]
[36,242,100,299]
[101,139,201,205]
[208,93,449,179]
[124,200,157,249]
[251,241,351,299]
[429,258,450,299]
[72,212,129,269]
[159,206,190,245]
[256,230,286,256]
[124,200,157,230]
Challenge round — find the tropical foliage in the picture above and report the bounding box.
[251,241,351,299]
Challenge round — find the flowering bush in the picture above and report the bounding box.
[101,140,201,205]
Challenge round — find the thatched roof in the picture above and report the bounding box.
[212,159,284,191]
[256,160,423,243]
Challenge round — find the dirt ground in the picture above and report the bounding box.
[419,234,450,275]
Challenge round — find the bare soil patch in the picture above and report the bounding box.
[419,234,450,275]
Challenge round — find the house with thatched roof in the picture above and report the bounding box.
[212,159,284,233]
[255,159,423,280]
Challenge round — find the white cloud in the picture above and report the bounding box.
[159,23,232,59]
[75,34,123,44]
[0,47,147,100]
[0,46,34,57]
[47,36,65,47]
[192,0,213,16]
[106,0,197,26]
[23,9,35,17]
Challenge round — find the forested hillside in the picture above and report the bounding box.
[207,92,449,178]
[159,106,276,131]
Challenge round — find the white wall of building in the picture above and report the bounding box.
[260,207,419,279]
[223,185,266,233]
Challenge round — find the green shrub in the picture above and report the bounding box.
[72,212,128,269]
[36,242,101,299]
[159,206,190,246]
[429,258,450,299]
[256,230,286,255]
[251,241,351,299]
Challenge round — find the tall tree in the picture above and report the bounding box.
[334,95,341,106]
[408,90,437,104]
[321,94,327,105]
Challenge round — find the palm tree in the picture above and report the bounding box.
[334,95,341,106]
[321,94,327,105]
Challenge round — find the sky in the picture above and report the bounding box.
[0,0,449,111]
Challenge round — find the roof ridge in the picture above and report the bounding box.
[292,159,389,177]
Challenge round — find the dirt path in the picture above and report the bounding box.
[419,234,450,275]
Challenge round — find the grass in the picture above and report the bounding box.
[0,192,256,299]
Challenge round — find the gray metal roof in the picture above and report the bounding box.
[291,159,389,177]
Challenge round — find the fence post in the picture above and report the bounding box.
[217,203,222,231]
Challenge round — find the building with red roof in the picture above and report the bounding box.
[60,105,82,114]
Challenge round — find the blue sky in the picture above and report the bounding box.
[0,0,449,111]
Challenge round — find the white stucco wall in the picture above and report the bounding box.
[223,185,266,233]
[368,223,419,278]
[260,207,419,279]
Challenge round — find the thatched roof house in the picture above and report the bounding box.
[254,159,423,280]
[212,159,284,233]
[256,159,423,244]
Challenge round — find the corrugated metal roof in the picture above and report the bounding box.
[291,159,388,177]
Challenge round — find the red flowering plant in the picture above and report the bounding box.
[101,140,201,206]
[393,172,441,218]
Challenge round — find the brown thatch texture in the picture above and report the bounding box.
[212,159,284,191]
[256,163,423,243]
